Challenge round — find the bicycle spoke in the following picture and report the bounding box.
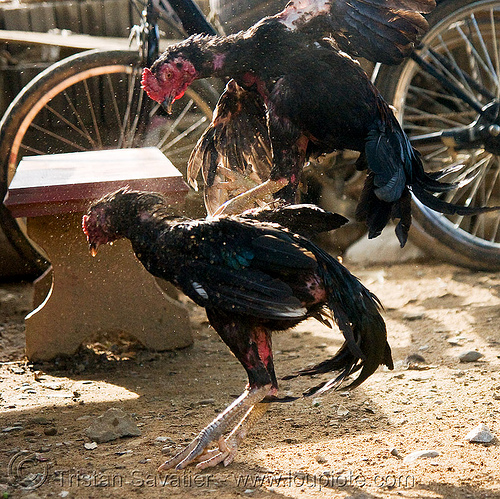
[429,46,496,101]
[422,146,450,161]
[104,72,126,147]
[471,13,499,88]
[160,115,207,153]
[427,48,483,104]
[408,86,470,116]
[412,51,484,113]
[61,88,97,149]
[29,122,88,152]
[491,8,500,97]
[157,98,195,150]
[487,210,500,242]
[450,154,492,207]
[404,104,467,128]
[119,70,139,148]
[435,35,477,98]
[469,155,499,238]
[410,81,476,110]
[82,79,103,149]
[485,155,500,202]
[126,77,147,148]
[456,22,489,84]
[44,103,97,148]
[19,143,48,156]
[163,142,199,156]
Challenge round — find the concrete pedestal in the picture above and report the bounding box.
[25,213,192,360]
[3,147,194,360]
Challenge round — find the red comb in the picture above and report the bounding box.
[141,67,163,102]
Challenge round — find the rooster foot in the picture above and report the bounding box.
[213,166,264,195]
[212,179,288,216]
[158,385,272,471]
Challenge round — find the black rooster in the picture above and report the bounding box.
[83,188,392,470]
[142,0,498,247]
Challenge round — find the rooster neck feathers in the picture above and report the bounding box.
[150,19,304,82]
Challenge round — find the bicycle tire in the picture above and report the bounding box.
[375,0,500,270]
[0,48,220,277]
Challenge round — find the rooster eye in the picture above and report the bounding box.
[166,71,172,79]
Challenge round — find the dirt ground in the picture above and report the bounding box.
[1,261,499,499]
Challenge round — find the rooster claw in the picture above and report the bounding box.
[212,178,288,216]
[194,436,237,469]
[158,385,272,471]
[158,436,203,471]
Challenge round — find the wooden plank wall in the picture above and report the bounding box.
[0,0,210,36]
[0,0,132,37]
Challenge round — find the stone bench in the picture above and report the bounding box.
[4,147,193,360]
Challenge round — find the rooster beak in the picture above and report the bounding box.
[89,242,99,257]
[161,96,174,114]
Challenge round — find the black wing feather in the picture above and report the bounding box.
[330,0,433,63]
[278,0,435,64]
[177,262,308,320]
[240,203,348,238]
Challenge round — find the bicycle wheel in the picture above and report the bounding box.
[0,49,220,276]
[376,0,500,270]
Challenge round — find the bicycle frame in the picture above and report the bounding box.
[166,0,217,36]
[143,0,217,68]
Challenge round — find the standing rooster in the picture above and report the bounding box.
[83,188,393,470]
[142,0,498,247]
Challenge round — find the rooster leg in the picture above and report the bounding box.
[158,384,272,471]
[195,401,270,469]
[212,178,288,216]
[213,166,262,193]
[159,314,278,470]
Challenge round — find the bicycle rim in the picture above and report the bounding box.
[0,49,217,276]
[3,51,214,183]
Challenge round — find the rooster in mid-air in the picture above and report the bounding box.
[83,188,393,470]
[142,0,498,247]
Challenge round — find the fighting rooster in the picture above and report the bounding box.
[142,0,498,247]
[83,188,393,470]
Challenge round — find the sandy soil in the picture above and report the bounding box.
[1,261,499,499]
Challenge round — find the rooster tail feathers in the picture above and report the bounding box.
[393,187,412,247]
[411,183,500,215]
[355,172,411,247]
[285,242,393,394]
[363,101,500,242]
[290,315,393,396]
[402,131,500,215]
[367,100,457,196]
[355,171,393,238]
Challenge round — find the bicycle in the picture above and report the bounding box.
[372,0,500,270]
[0,0,222,277]
[1,0,500,275]
[212,0,500,270]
